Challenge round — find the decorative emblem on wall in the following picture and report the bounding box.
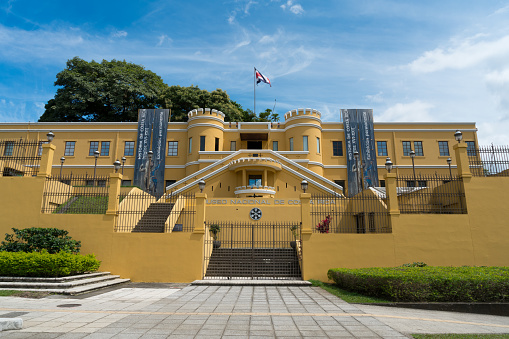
[249,207,262,221]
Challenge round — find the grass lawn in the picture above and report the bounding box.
[0,290,51,298]
[412,335,509,339]
[54,196,108,214]
[309,279,392,303]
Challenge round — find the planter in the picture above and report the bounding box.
[213,240,221,249]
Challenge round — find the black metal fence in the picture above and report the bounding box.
[116,192,195,233]
[311,193,391,234]
[41,174,110,214]
[203,221,302,280]
[469,145,509,177]
[396,175,466,214]
[0,139,41,177]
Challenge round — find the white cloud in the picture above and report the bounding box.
[111,30,128,38]
[244,0,257,14]
[406,34,509,73]
[366,92,383,103]
[156,34,172,47]
[376,101,435,122]
[485,68,509,113]
[280,0,304,14]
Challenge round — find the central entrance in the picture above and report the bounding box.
[203,221,302,280]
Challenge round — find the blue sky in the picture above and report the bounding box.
[1,0,509,144]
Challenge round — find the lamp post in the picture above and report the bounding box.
[301,180,308,193]
[385,157,393,173]
[113,160,121,173]
[59,156,65,179]
[447,157,452,180]
[410,150,417,187]
[93,150,100,185]
[454,130,463,143]
[198,180,205,193]
[46,131,55,143]
[121,156,126,175]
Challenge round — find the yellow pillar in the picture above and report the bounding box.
[384,173,400,215]
[300,193,312,235]
[242,169,246,187]
[37,143,56,178]
[263,169,267,187]
[453,143,472,180]
[193,192,206,234]
[106,172,123,215]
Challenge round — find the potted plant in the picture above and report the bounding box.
[290,224,299,249]
[209,224,221,248]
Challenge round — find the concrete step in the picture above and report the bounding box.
[0,274,121,289]
[192,279,311,286]
[0,271,111,283]
[0,278,130,295]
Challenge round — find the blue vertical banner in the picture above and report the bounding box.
[150,109,169,198]
[342,109,360,197]
[133,109,169,198]
[358,109,379,189]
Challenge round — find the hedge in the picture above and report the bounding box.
[327,266,509,302]
[0,251,101,277]
[0,227,81,254]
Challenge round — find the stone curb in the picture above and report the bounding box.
[0,318,22,331]
[192,279,312,286]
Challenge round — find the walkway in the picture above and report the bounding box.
[1,284,508,338]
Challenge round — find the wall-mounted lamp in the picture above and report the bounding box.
[454,130,463,143]
[385,157,393,173]
[301,180,308,193]
[46,131,55,143]
[113,159,121,173]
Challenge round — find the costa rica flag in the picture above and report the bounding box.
[255,68,271,87]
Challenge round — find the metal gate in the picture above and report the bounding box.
[203,221,302,280]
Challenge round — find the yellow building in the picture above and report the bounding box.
[3,108,507,284]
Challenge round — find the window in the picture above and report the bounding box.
[316,137,320,154]
[97,180,106,187]
[380,180,386,187]
[414,141,423,156]
[167,141,178,156]
[402,141,412,156]
[215,137,219,152]
[289,138,294,151]
[188,138,192,153]
[466,141,477,156]
[89,141,99,156]
[100,141,110,156]
[230,141,236,151]
[272,141,278,151]
[124,141,135,156]
[406,180,427,187]
[37,141,47,156]
[334,180,345,188]
[438,141,449,156]
[3,141,14,156]
[64,142,75,156]
[368,213,376,233]
[121,180,132,186]
[200,136,205,152]
[333,141,343,156]
[377,141,388,156]
[248,175,262,187]
[303,136,308,151]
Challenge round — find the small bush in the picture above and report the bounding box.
[328,266,509,302]
[0,227,81,254]
[0,251,101,277]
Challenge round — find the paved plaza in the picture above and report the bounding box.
[0,284,508,338]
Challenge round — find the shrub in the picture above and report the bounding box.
[0,250,101,277]
[0,227,81,254]
[328,266,509,302]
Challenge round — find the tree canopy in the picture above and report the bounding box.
[39,57,279,123]
[39,57,167,122]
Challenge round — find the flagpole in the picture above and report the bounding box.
[254,67,256,116]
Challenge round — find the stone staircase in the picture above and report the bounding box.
[0,272,130,295]
[205,248,301,279]
[132,202,175,233]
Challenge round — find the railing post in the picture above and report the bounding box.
[106,173,123,215]
[193,192,206,234]
[37,143,56,178]
[300,193,312,235]
[384,173,400,215]
[453,143,472,181]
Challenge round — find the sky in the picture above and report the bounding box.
[1,0,509,145]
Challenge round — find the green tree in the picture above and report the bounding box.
[160,85,249,122]
[257,108,279,122]
[39,57,168,122]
